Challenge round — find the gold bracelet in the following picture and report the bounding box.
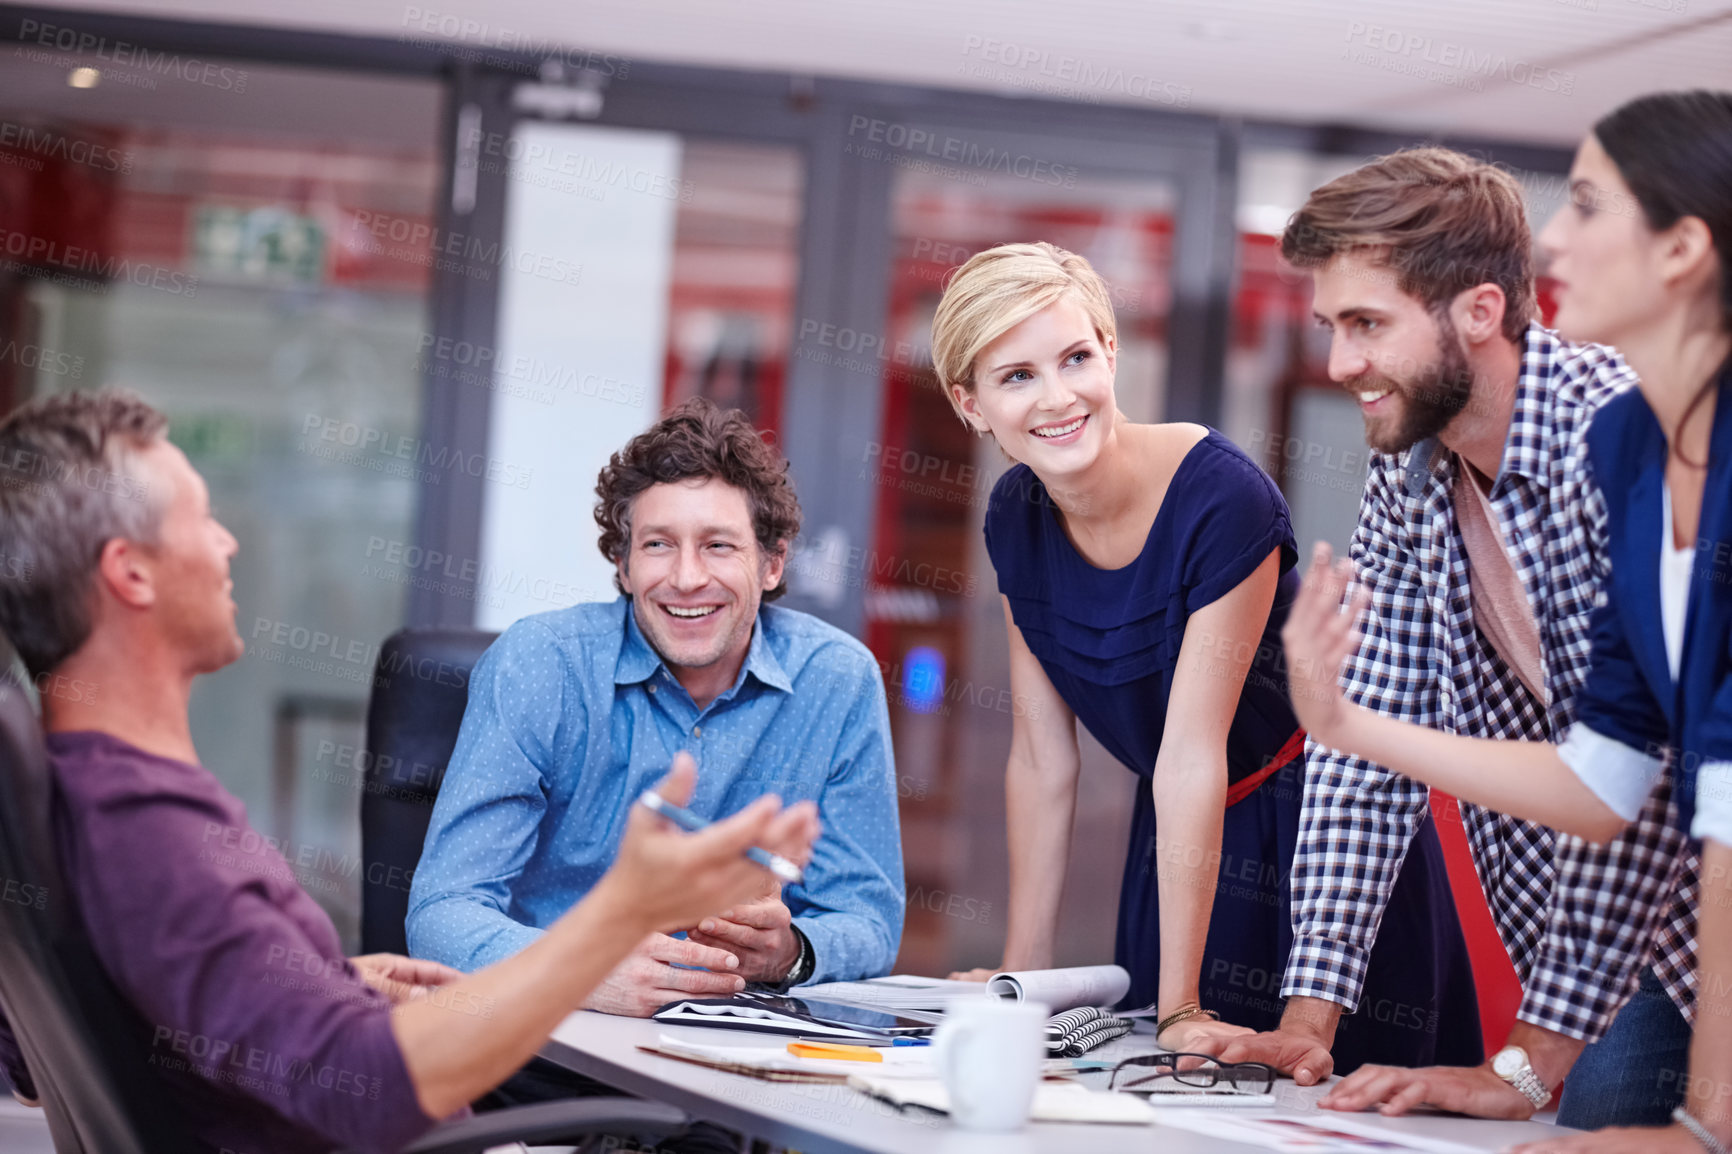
[1156,1002,1219,1036]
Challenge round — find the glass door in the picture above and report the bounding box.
[822,110,1229,974]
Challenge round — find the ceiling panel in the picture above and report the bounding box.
[14,0,1732,145]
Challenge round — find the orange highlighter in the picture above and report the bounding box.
[787,1041,884,1063]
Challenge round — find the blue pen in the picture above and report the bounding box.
[891,1037,931,1046]
[636,790,805,884]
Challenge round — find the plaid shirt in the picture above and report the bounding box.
[1282,325,1700,1042]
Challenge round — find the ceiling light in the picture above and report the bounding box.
[1184,20,1238,42]
[67,67,100,89]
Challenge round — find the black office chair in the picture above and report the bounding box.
[361,627,497,956]
[0,659,187,1154]
[0,639,688,1154]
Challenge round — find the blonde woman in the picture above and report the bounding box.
[938,243,1480,1070]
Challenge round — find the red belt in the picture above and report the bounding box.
[1224,727,1307,808]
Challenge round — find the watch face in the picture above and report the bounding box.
[1492,1048,1523,1077]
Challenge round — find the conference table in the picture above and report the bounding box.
[541,1010,1571,1153]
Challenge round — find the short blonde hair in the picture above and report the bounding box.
[930,242,1118,425]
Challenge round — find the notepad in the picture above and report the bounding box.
[1045,1006,1136,1056]
[639,1034,937,1084]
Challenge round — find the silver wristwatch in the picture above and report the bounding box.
[1490,1045,1552,1110]
[779,925,813,989]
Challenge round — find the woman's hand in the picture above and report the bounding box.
[946,967,998,982]
[1159,1016,1255,1053]
[1281,542,1368,748]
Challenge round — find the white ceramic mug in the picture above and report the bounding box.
[932,997,1048,1131]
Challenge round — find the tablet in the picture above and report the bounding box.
[762,993,936,1035]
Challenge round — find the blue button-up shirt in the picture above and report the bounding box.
[406,597,904,984]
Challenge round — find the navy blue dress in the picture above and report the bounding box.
[985,430,1482,1073]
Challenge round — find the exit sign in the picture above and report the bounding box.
[193,204,325,284]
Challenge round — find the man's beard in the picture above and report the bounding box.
[1356,313,1477,455]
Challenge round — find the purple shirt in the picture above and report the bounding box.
[0,731,435,1154]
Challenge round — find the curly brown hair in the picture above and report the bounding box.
[594,398,802,601]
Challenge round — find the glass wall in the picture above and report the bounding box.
[663,140,804,435]
[0,56,442,948]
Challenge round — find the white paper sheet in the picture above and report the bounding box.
[1147,1109,1484,1152]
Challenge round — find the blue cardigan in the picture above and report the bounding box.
[1565,366,1732,838]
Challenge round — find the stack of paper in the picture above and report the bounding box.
[796,975,984,1012]
[639,1034,937,1084]
[848,1073,1156,1125]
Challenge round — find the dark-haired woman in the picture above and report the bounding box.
[1286,91,1732,1153]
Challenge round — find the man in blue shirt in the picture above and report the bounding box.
[408,399,904,1015]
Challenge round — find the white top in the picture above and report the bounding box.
[1658,482,1732,847]
[1661,483,1694,683]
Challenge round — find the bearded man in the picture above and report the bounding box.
[1199,148,1700,1134]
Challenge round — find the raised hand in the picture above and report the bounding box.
[610,753,820,937]
[1280,542,1368,747]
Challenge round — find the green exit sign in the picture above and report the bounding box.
[193,204,325,284]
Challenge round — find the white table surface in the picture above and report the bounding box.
[542,1011,1570,1153]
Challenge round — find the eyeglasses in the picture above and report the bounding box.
[1107,1052,1277,1094]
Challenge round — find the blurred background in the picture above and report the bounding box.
[0,0,1724,987]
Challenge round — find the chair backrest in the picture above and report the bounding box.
[360,628,497,955]
[0,663,199,1153]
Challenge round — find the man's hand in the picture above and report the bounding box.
[1509,1123,1707,1153]
[351,953,464,1006]
[1321,1064,1535,1119]
[582,932,748,1017]
[1281,542,1369,747]
[685,876,799,983]
[607,754,820,936]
